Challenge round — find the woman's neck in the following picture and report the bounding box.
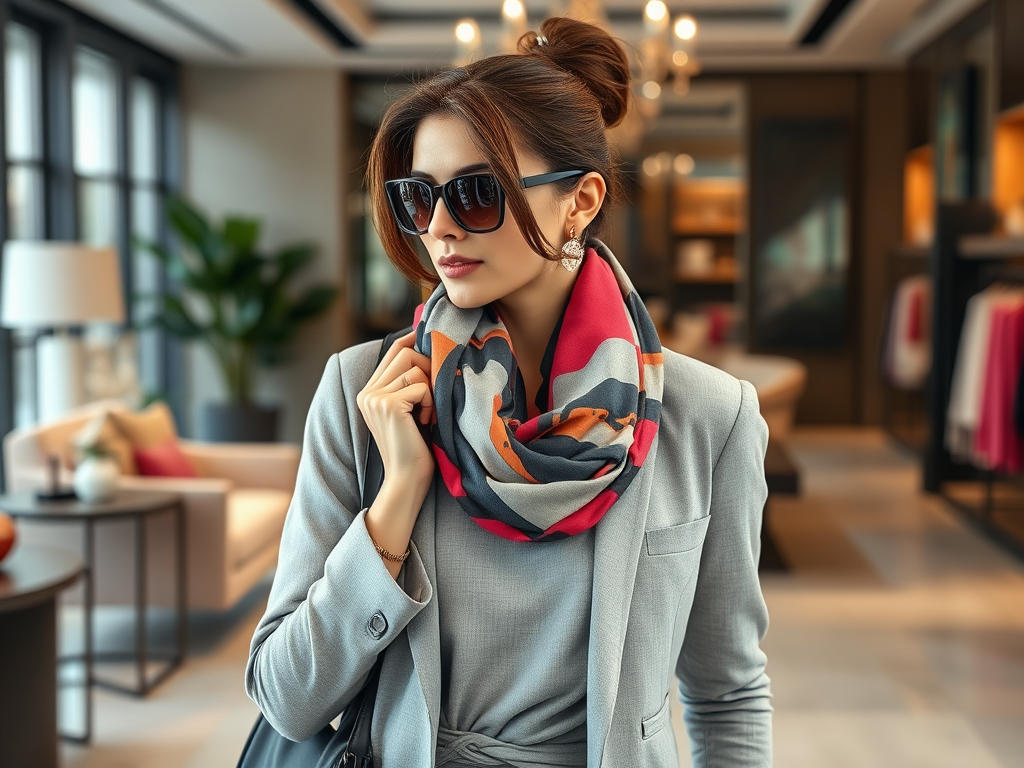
[495,263,579,411]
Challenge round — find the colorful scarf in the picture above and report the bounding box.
[414,243,664,542]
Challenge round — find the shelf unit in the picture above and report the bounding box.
[670,177,746,325]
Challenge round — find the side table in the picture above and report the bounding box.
[0,489,186,743]
[0,545,83,768]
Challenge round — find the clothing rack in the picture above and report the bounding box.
[923,201,1024,560]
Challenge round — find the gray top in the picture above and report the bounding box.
[435,488,593,760]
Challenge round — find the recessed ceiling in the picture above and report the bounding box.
[60,0,988,70]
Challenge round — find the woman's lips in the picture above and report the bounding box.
[438,256,482,279]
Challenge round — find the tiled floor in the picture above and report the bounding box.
[56,427,1024,767]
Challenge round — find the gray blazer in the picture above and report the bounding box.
[246,340,772,768]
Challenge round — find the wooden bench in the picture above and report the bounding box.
[760,439,800,572]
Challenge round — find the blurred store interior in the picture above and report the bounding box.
[0,1,1023,767]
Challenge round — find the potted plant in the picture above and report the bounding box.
[136,196,338,442]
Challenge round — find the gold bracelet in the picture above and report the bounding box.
[371,539,410,563]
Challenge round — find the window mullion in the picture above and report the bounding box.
[45,13,74,240]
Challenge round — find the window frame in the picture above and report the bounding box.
[0,0,181,488]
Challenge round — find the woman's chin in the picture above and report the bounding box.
[444,285,491,310]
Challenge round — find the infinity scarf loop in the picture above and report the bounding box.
[414,244,664,542]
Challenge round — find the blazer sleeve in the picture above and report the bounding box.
[244,345,433,741]
[675,378,773,767]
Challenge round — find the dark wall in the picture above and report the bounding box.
[737,72,907,425]
[997,0,1024,111]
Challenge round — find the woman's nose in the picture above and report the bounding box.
[426,195,466,241]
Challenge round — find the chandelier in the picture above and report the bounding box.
[639,0,701,105]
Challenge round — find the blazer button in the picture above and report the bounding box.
[367,611,388,639]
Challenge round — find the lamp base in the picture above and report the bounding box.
[37,334,85,422]
[34,488,77,502]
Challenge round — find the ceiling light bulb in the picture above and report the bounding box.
[455,20,478,44]
[674,154,695,175]
[642,80,662,100]
[672,50,689,67]
[643,155,661,176]
[645,1,668,23]
[503,0,524,19]
[675,15,697,40]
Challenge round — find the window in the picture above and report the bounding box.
[5,21,45,429]
[5,22,43,240]
[74,46,120,247]
[131,77,164,396]
[0,1,180,479]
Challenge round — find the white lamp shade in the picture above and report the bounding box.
[1,240,126,328]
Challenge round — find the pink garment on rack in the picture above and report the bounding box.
[974,296,1024,473]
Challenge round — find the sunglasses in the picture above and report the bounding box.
[384,170,586,235]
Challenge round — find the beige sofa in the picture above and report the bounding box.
[2,400,300,611]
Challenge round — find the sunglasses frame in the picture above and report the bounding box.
[384,169,586,236]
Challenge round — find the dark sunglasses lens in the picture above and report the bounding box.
[389,180,433,233]
[447,175,501,232]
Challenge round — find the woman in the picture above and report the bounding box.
[246,16,772,768]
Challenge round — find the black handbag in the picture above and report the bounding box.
[237,327,412,768]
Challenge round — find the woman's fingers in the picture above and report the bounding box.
[365,329,418,389]
[375,345,432,392]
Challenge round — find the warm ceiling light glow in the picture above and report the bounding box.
[642,80,662,100]
[645,1,668,23]
[455,20,478,43]
[675,15,697,40]
[672,50,689,67]
[643,155,661,176]
[674,153,695,175]
[503,0,524,19]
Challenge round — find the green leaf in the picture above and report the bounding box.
[166,196,212,250]
[223,217,261,253]
[156,294,204,338]
[287,285,337,323]
[133,236,172,266]
[272,244,317,281]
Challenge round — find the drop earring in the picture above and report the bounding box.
[560,226,584,273]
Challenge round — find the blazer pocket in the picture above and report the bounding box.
[641,692,671,740]
[645,515,711,556]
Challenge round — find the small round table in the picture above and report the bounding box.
[0,545,83,768]
[0,489,186,743]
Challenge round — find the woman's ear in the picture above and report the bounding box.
[566,172,606,234]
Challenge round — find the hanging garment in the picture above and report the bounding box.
[884,275,932,390]
[974,290,1024,473]
[1016,350,1024,439]
[946,287,1002,463]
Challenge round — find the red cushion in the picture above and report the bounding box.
[134,436,197,478]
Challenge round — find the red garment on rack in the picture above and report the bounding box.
[974,297,1024,473]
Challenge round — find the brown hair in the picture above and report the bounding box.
[366,16,631,288]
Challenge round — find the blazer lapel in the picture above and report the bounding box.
[587,436,660,768]
[405,481,441,742]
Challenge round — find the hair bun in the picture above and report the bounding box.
[518,17,631,129]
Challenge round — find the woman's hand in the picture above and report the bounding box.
[357,331,435,577]
[357,330,435,489]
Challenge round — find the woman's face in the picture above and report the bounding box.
[410,114,571,310]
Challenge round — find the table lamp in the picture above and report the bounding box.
[1,241,125,423]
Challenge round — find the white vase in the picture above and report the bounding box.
[74,456,120,503]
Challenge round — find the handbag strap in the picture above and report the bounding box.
[343,326,414,767]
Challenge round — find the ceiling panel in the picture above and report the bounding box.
[54,0,992,70]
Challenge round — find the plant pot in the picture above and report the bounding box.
[73,456,120,503]
[200,403,280,443]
